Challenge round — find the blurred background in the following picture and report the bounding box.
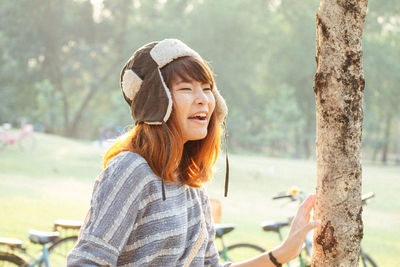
[0,0,399,266]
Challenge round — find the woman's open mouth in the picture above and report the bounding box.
[188,112,208,123]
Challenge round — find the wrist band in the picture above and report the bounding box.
[268,251,282,267]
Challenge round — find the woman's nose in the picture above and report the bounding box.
[194,88,208,104]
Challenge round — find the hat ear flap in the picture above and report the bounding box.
[132,69,171,124]
[121,69,143,104]
[213,86,228,123]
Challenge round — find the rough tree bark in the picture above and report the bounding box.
[312,0,368,266]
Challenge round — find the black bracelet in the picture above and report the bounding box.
[268,251,282,267]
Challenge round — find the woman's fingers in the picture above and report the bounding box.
[291,194,319,233]
[303,220,321,234]
[303,194,316,212]
[293,194,315,224]
[298,195,320,236]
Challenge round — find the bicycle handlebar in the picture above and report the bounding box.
[272,188,375,206]
[272,193,296,201]
[362,192,375,205]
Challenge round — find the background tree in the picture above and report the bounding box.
[0,0,398,162]
[312,0,368,266]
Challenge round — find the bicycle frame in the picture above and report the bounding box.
[27,246,50,267]
[218,247,230,262]
[215,234,229,261]
[0,244,51,267]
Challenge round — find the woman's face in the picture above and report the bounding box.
[170,78,215,143]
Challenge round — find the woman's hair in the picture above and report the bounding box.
[104,56,221,187]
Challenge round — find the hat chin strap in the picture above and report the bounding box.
[160,121,171,201]
[223,121,229,197]
[156,68,172,201]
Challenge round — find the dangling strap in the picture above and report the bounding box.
[223,121,229,197]
[161,121,171,201]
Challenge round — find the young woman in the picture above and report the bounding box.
[67,39,320,267]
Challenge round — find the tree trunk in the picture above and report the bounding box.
[37,1,71,136]
[312,0,368,266]
[68,2,130,138]
[372,145,379,162]
[381,115,392,164]
[68,60,121,137]
[303,120,313,158]
[396,115,400,165]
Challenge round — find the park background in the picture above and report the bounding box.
[0,0,399,266]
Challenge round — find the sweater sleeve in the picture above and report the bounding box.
[67,152,148,267]
[201,189,232,267]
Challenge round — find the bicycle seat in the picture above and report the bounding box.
[214,224,235,238]
[261,221,289,232]
[27,230,60,245]
[0,237,23,249]
[54,219,82,230]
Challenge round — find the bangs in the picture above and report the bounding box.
[161,56,215,88]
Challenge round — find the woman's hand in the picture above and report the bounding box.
[272,194,321,263]
[230,194,320,267]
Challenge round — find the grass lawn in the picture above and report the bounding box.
[0,132,399,266]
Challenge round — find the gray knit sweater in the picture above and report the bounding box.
[67,152,230,267]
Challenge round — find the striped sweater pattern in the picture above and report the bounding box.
[67,152,230,267]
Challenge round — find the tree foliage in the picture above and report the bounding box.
[0,0,398,161]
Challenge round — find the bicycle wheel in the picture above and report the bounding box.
[360,253,378,267]
[40,236,77,267]
[0,251,28,266]
[224,243,265,262]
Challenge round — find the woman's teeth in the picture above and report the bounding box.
[190,113,207,120]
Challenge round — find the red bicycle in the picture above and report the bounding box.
[0,124,35,151]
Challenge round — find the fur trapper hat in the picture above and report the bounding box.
[120,39,228,125]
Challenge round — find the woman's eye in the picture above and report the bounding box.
[180,87,192,91]
[203,87,212,91]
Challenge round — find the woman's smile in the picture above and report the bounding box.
[188,111,209,125]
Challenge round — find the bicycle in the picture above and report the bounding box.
[0,219,81,266]
[0,124,35,151]
[215,223,266,263]
[261,188,378,267]
[209,199,266,263]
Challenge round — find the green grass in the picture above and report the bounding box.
[1,132,399,266]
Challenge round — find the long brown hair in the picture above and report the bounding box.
[104,56,221,187]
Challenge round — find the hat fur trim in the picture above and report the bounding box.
[157,68,173,122]
[121,69,142,100]
[150,39,203,68]
[213,86,228,123]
